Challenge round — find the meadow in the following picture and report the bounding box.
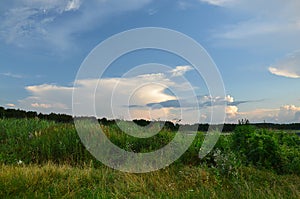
[0,118,300,198]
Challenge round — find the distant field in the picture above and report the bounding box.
[0,118,300,198]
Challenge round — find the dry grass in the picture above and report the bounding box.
[1,163,299,198]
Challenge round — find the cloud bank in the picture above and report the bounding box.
[16,61,299,124]
[19,66,196,121]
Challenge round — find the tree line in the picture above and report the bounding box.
[0,107,73,123]
[1,106,300,131]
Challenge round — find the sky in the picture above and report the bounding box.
[0,0,300,124]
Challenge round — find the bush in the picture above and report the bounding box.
[231,125,300,174]
[234,126,281,169]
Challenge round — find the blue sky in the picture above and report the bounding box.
[0,0,300,123]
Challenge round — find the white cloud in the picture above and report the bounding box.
[277,105,300,123]
[269,67,300,79]
[31,103,52,109]
[170,65,193,77]
[269,51,300,78]
[26,84,72,93]
[0,1,78,46]
[199,0,236,6]
[18,73,300,123]
[226,105,238,118]
[31,102,67,109]
[0,0,152,50]
[65,0,81,11]
[216,21,286,40]
[19,67,194,120]
[15,61,300,123]
[19,84,73,113]
[0,72,23,78]
[224,104,300,123]
[225,95,234,103]
[5,103,15,107]
[209,0,300,50]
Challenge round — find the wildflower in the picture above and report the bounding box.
[17,160,23,165]
[28,133,34,139]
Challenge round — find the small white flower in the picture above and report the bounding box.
[17,160,23,165]
[28,133,34,139]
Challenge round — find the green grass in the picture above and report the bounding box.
[0,118,300,198]
[0,163,299,198]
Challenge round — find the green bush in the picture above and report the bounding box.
[232,126,278,169]
[231,125,300,174]
[276,132,300,174]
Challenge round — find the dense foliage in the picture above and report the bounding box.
[231,125,300,174]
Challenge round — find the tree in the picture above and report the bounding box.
[0,107,4,118]
[238,118,250,125]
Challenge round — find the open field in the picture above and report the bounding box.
[0,118,300,198]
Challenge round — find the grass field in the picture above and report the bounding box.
[1,163,300,198]
[0,118,300,198]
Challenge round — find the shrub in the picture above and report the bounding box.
[231,125,300,174]
[232,126,279,169]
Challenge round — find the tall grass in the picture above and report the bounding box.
[0,119,206,166]
[0,163,299,198]
[1,118,300,198]
[0,119,92,165]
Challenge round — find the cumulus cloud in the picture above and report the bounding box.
[226,105,238,119]
[19,84,73,113]
[277,105,300,123]
[18,75,300,123]
[227,104,300,123]
[16,61,299,124]
[269,51,300,78]
[19,66,196,121]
